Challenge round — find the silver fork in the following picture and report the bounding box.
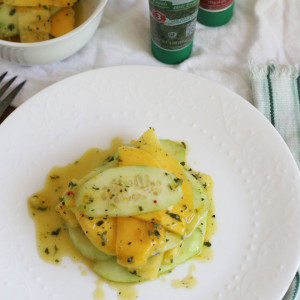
[0,72,26,119]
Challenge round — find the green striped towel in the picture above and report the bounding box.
[250,63,300,300]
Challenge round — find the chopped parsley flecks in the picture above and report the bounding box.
[68,181,77,188]
[127,256,133,263]
[51,228,61,236]
[96,221,104,226]
[204,241,212,247]
[166,211,181,222]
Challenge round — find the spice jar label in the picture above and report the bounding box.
[199,0,233,11]
[149,0,199,51]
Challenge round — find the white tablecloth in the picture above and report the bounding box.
[1,1,300,298]
[0,0,299,106]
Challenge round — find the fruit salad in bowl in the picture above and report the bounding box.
[0,0,107,65]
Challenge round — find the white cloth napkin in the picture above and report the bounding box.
[1,0,299,107]
[250,63,300,300]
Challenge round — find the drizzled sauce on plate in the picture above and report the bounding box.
[28,139,123,266]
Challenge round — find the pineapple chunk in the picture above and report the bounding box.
[4,0,77,7]
[50,7,75,38]
[17,6,51,42]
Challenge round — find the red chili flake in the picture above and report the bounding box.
[153,200,157,203]
[66,191,74,196]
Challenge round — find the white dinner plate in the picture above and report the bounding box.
[1,66,300,300]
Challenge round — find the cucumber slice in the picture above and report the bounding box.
[151,230,182,256]
[179,170,209,236]
[0,4,18,38]
[184,170,209,210]
[94,228,206,281]
[76,166,183,217]
[160,139,186,163]
[128,252,163,280]
[68,224,110,262]
[197,214,207,252]
[159,227,203,274]
[76,156,119,187]
[164,230,182,252]
[94,258,144,283]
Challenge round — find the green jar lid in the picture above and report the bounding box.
[197,2,234,27]
[151,40,193,65]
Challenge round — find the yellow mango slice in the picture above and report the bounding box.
[132,127,161,148]
[50,7,75,38]
[17,7,51,43]
[133,144,194,236]
[118,146,161,168]
[136,209,186,236]
[4,0,77,7]
[116,217,165,267]
[74,210,117,255]
[139,144,184,177]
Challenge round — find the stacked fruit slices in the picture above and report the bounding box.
[56,128,214,282]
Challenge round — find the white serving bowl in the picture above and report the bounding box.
[0,0,108,66]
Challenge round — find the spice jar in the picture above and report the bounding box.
[197,0,234,27]
[149,0,199,64]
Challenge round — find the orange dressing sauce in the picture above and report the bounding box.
[171,264,198,289]
[93,279,106,300]
[28,139,124,287]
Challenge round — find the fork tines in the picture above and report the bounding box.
[0,75,18,99]
[0,72,8,83]
[0,72,26,119]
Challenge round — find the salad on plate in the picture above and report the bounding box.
[29,128,216,283]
